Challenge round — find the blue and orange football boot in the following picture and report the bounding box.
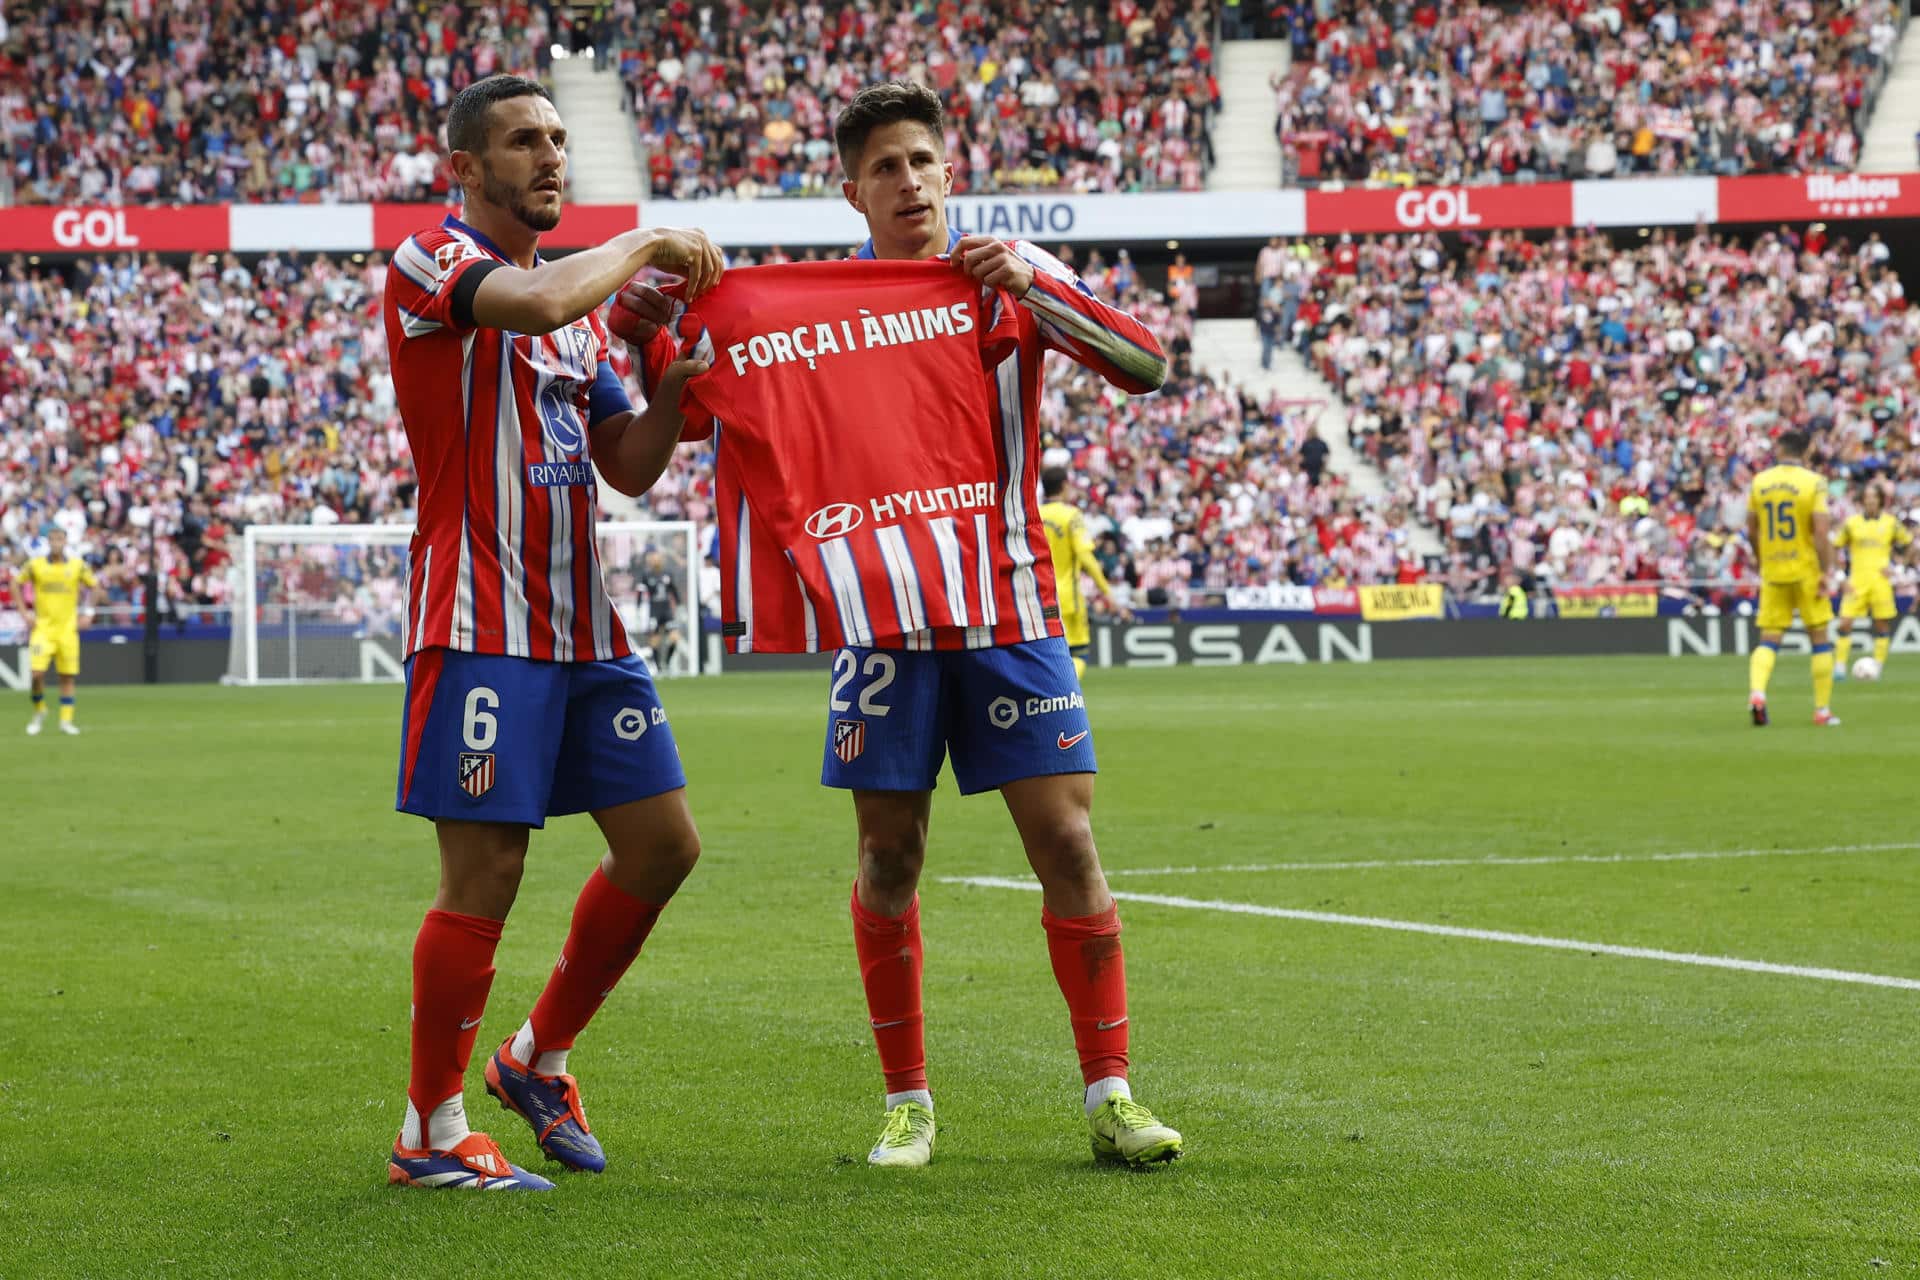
[388,1131,554,1191]
[484,1039,607,1173]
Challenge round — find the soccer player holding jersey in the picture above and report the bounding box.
[18,527,94,736]
[1834,483,1913,676]
[1747,430,1841,727]
[617,81,1183,1167]
[381,74,722,1191]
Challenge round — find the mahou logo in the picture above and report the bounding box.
[1803,173,1902,216]
[1805,174,1902,202]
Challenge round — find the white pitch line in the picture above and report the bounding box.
[1103,841,1920,878]
[944,876,1920,992]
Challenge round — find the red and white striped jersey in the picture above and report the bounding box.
[636,238,1169,654]
[384,215,636,662]
[657,259,1027,653]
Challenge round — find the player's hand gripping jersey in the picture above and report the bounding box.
[657,259,1053,654]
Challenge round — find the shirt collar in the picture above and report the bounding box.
[854,227,963,260]
[443,213,537,264]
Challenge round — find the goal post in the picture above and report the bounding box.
[235,521,704,684]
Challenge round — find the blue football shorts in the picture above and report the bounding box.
[396,649,685,827]
[821,636,1097,795]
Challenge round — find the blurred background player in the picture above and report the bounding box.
[1746,430,1840,727]
[17,528,94,736]
[618,80,1184,1170]
[638,548,686,675]
[1040,466,1131,677]
[1833,483,1912,678]
[381,74,720,1192]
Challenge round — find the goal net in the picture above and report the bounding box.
[235,521,703,684]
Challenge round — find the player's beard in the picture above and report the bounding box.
[481,160,562,233]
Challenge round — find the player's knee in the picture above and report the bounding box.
[858,828,926,893]
[441,846,526,916]
[653,828,703,883]
[1026,809,1100,878]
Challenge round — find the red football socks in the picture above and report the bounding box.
[526,867,665,1055]
[1043,902,1130,1085]
[851,886,928,1094]
[408,909,504,1122]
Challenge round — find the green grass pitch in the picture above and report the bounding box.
[3,657,1918,1278]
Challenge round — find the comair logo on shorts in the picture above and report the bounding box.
[988,691,1085,729]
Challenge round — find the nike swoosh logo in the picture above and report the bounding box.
[1057,730,1090,750]
[459,1016,483,1030]
[870,1018,910,1029]
[1095,1016,1128,1031]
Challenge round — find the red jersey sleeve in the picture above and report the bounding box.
[387,227,504,342]
[1009,240,1168,394]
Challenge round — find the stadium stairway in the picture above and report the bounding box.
[1210,40,1288,191]
[1859,21,1920,173]
[1195,319,1446,557]
[550,56,646,203]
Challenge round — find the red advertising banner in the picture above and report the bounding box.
[1312,586,1361,615]
[1712,173,1920,224]
[371,202,639,251]
[1304,183,1573,235]
[0,205,230,252]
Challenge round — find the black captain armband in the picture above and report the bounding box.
[450,259,506,330]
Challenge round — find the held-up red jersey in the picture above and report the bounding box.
[638,239,1168,654]
[662,259,1028,653]
[384,215,637,662]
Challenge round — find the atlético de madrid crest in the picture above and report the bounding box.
[833,719,865,764]
[459,752,496,799]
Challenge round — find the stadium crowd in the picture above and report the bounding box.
[1266,223,1920,601]
[1270,0,1904,186]
[0,0,1219,207]
[0,0,553,206]
[618,0,1220,199]
[0,247,412,639]
[0,239,1343,642]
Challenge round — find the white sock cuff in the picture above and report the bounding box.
[509,1018,538,1066]
[1084,1075,1131,1115]
[885,1089,933,1113]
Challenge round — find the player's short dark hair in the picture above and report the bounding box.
[835,81,944,176]
[1041,466,1069,498]
[1776,428,1811,457]
[446,75,553,156]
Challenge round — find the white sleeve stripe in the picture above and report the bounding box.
[734,491,754,654]
[994,352,1047,640]
[929,516,970,628]
[783,549,818,652]
[972,512,998,627]
[394,236,443,288]
[819,537,873,648]
[391,244,437,291]
[876,525,928,634]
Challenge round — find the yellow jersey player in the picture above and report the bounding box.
[1833,482,1913,678]
[1039,466,1130,678]
[1745,430,1840,727]
[17,527,96,736]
